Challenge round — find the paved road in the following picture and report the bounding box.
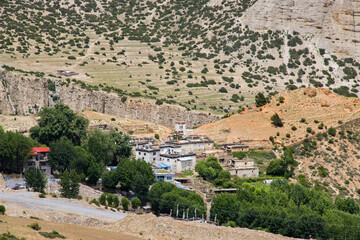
[0,192,127,221]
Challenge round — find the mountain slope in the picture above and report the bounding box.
[0,0,359,115]
[195,87,360,144]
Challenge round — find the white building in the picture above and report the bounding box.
[159,153,196,173]
[135,146,160,164]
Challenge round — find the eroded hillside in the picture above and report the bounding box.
[0,69,218,128]
[195,87,360,144]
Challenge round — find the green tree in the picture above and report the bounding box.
[121,197,130,210]
[0,131,34,173]
[82,130,115,165]
[30,104,88,146]
[148,181,176,214]
[49,137,75,172]
[69,147,90,175]
[86,159,102,185]
[0,125,4,135]
[255,93,268,107]
[113,195,120,208]
[131,197,141,209]
[59,170,80,198]
[0,205,5,215]
[108,131,132,165]
[102,170,119,189]
[271,113,283,127]
[24,166,47,192]
[218,170,231,181]
[99,193,107,205]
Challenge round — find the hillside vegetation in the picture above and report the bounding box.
[293,118,360,198]
[1,0,359,114]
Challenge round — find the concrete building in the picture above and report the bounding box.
[154,169,175,182]
[166,135,214,153]
[159,153,196,173]
[24,147,52,175]
[224,157,259,178]
[135,146,160,164]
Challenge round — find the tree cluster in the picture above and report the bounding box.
[211,180,360,239]
[102,158,155,203]
[266,148,297,178]
[148,181,206,218]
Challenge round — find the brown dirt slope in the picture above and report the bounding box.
[195,87,360,145]
[110,213,298,240]
[0,215,138,240]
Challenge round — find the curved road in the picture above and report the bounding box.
[0,192,126,221]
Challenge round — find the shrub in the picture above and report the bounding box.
[28,223,41,231]
[39,193,46,198]
[306,127,312,133]
[328,127,336,137]
[300,118,306,123]
[286,134,290,138]
[131,197,141,209]
[155,133,160,139]
[291,126,297,131]
[218,87,228,93]
[155,99,163,105]
[99,193,107,206]
[0,205,5,215]
[121,197,130,210]
[113,195,120,208]
[271,113,283,127]
[39,230,66,239]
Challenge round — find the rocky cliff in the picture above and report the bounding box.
[0,70,218,128]
[242,0,360,58]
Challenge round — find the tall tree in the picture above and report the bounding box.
[30,103,88,146]
[82,130,116,165]
[86,158,102,185]
[108,131,132,165]
[49,137,75,172]
[0,131,34,173]
[24,166,47,192]
[59,170,80,198]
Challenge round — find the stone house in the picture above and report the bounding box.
[224,157,259,178]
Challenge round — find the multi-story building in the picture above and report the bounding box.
[24,147,52,175]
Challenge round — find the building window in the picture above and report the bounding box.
[166,176,173,180]
[153,152,156,155]
[144,153,146,156]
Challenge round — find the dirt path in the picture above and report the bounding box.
[0,192,126,221]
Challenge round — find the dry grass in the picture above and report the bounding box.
[0,215,138,240]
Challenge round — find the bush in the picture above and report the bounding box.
[39,230,66,239]
[155,99,163,105]
[271,113,283,127]
[291,126,297,131]
[99,193,107,206]
[113,195,120,208]
[121,197,130,210]
[155,133,160,139]
[328,127,336,136]
[131,197,141,209]
[28,223,41,231]
[218,87,228,93]
[39,193,46,198]
[0,205,5,215]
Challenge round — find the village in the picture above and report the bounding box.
[18,120,266,201]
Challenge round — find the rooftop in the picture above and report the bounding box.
[31,147,50,156]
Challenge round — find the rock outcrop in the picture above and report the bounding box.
[0,70,218,128]
[242,0,360,58]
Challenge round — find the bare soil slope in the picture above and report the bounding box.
[110,213,298,240]
[196,87,360,144]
